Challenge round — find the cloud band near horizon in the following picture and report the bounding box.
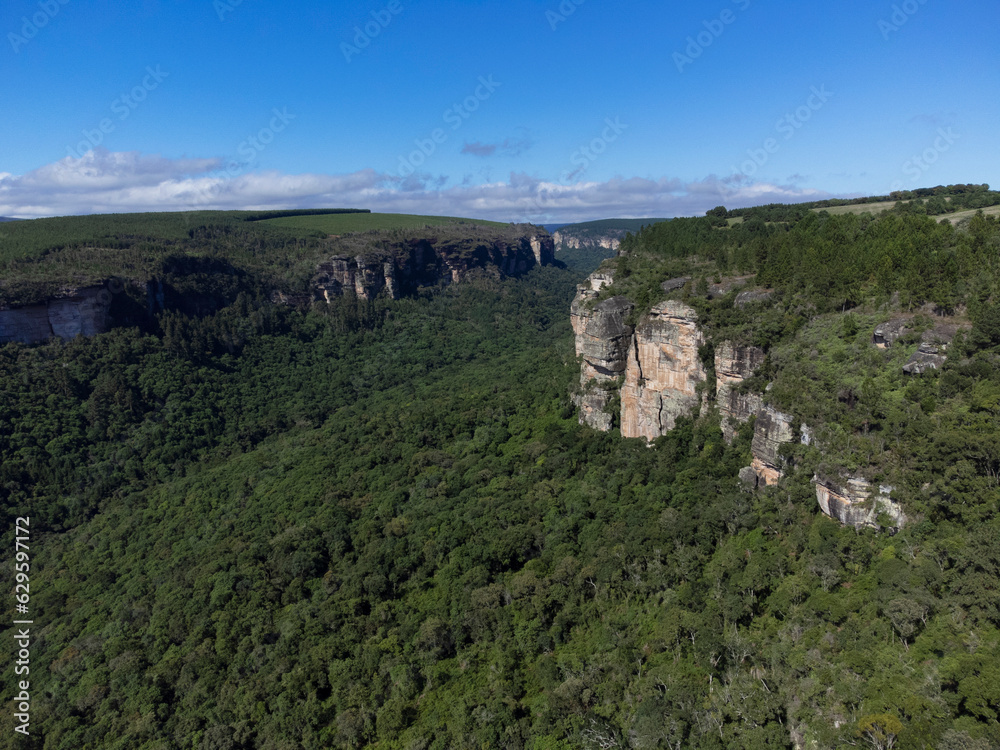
[0,148,834,223]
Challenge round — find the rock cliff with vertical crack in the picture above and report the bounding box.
[314,226,555,302]
[620,301,707,440]
[570,276,634,430]
[715,341,766,442]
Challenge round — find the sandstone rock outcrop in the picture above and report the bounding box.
[0,286,112,344]
[813,474,906,529]
[661,277,691,293]
[715,341,766,442]
[571,288,634,431]
[553,231,621,252]
[620,301,707,440]
[314,230,554,302]
[873,318,911,348]
[902,341,948,374]
[748,405,795,486]
[901,327,960,375]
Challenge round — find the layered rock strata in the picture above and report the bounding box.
[620,301,707,440]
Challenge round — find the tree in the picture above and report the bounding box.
[857,714,903,750]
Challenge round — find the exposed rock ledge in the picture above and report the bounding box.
[813,474,906,530]
[314,232,554,302]
[0,286,112,345]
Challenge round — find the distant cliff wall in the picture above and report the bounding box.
[315,232,555,302]
[553,231,621,252]
[0,286,112,344]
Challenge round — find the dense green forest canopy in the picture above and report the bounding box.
[1,198,999,749]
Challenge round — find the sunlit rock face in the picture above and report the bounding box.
[620,301,707,440]
[813,474,906,530]
[570,283,634,431]
[715,341,766,442]
[0,286,112,344]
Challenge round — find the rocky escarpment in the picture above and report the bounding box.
[570,267,901,529]
[747,405,796,487]
[872,316,969,374]
[621,301,707,440]
[315,230,555,302]
[571,273,769,443]
[813,473,906,530]
[571,291,634,431]
[553,231,621,252]
[715,342,766,442]
[0,285,113,344]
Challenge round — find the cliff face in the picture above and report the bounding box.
[748,405,795,486]
[813,474,906,530]
[570,284,634,431]
[315,232,555,302]
[553,231,621,252]
[620,301,707,440]
[715,341,766,442]
[0,286,112,345]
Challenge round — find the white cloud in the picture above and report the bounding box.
[0,149,833,222]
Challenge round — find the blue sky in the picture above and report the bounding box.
[1,0,998,221]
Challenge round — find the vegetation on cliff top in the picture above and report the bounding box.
[0,210,545,306]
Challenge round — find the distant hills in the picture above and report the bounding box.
[0,216,22,222]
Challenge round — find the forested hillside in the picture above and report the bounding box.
[0,200,998,749]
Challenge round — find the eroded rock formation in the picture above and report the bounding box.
[813,474,906,529]
[620,301,707,440]
[715,341,766,442]
[315,231,555,302]
[748,405,795,486]
[571,289,634,431]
